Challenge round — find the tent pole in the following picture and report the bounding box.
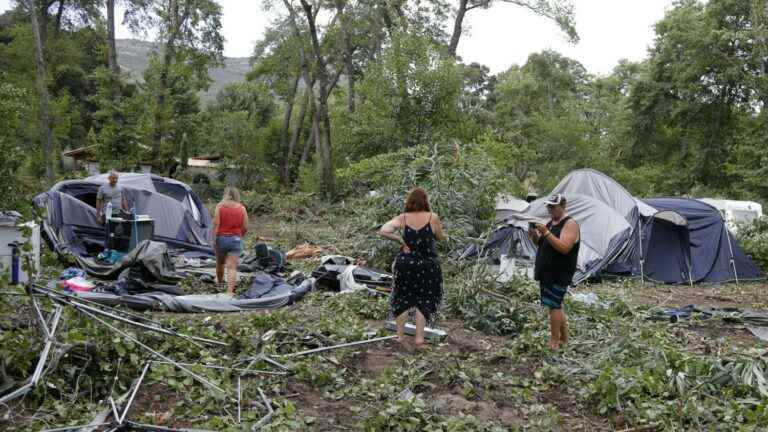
[638,220,645,284]
[724,224,739,285]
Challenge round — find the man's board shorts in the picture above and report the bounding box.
[216,235,242,257]
[539,282,568,309]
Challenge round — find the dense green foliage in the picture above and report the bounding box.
[737,216,768,270]
[3,0,768,207]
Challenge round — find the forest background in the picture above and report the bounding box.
[1,0,768,213]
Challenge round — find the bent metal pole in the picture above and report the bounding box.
[33,285,226,347]
[74,307,230,399]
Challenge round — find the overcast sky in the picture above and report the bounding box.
[0,0,674,76]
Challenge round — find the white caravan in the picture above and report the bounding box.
[697,198,763,233]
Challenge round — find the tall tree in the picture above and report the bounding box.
[335,0,356,112]
[447,0,578,58]
[106,0,119,76]
[149,0,223,159]
[299,0,335,196]
[25,0,57,181]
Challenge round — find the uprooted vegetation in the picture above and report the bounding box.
[2,147,768,431]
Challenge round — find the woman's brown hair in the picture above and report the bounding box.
[404,187,431,213]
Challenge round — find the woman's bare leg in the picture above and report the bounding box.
[225,255,238,296]
[395,310,409,342]
[414,309,427,347]
[215,251,225,286]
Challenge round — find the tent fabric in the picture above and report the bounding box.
[34,174,213,265]
[76,240,183,281]
[479,193,633,283]
[69,278,314,313]
[551,169,649,220]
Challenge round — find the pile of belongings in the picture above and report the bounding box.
[53,240,314,313]
[239,243,287,274]
[312,255,393,295]
[66,273,314,313]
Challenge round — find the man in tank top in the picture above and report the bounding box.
[529,194,580,350]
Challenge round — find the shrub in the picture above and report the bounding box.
[736,216,768,271]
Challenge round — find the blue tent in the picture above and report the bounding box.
[638,198,761,283]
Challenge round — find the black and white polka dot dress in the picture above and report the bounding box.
[390,214,443,326]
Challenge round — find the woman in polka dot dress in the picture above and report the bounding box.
[379,187,446,348]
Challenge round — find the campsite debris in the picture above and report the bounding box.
[384,321,447,341]
[286,243,323,260]
[252,387,274,431]
[41,423,112,432]
[73,306,231,398]
[34,284,227,347]
[121,422,217,432]
[108,397,120,424]
[0,304,63,404]
[397,388,416,402]
[282,335,397,358]
[747,326,768,342]
[237,376,242,424]
[151,360,287,376]
[570,292,610,308]
[119,362,151,424]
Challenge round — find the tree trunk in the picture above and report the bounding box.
[300,112,316,167]
[54,0,65,36]
[152,0,179,159]
[300,0,335,197]
[448,0,469,58]
[29,0,56,182]
[288,86,310,180]
[38,1,48,47]
[335,0,356,113]
[292,111,316,192]
[279,72,300,185]
[106,0,120,76]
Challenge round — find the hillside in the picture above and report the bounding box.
[116,38,251,102]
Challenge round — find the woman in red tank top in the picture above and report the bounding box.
[211,186,248,296]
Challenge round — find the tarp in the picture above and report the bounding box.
[68,277,314,313]
[34,173,213,272]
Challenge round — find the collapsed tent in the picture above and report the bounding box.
[65,276,314,313]
[34,173,213,273]
[467,169,762,284]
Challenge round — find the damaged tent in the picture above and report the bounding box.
[608,198,762,283]
[34,173,213,273]
[466,169,762,284]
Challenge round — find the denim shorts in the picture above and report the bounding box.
[540,282,568,310]
[216,235,242,257]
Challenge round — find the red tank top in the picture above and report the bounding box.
[216,205,245,236]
